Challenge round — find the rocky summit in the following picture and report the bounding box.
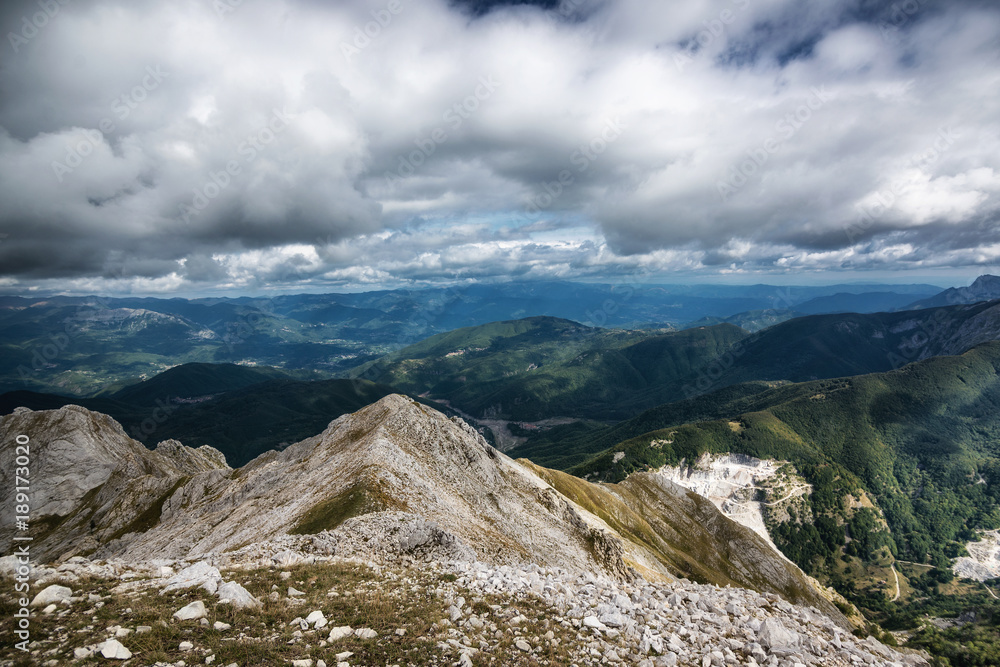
[0,396,929,665]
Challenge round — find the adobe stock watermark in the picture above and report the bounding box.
[16,298,112,384]
[717,86,835,201]
[222,301,277,353]
[51,65,169,183]
[846,126,960,244]
[681,286,797,399]
[341,0,407,61]
[674,0,750,71]
[128,397,179,441]
[581,268,653,329]
[10,433,33,653]
[179,107,292,223]
[383,76,501,191]
[213,0,244,19]
[7,0,71,53]
[878,0,929,45]
[520,117,627,222]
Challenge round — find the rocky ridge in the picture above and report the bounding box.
[1,396,845,623]
[0,395,932,664]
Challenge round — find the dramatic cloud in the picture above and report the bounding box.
[0,0,997,294]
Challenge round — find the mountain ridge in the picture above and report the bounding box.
[0,396,847,624]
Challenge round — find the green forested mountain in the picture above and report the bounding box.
[106,362,307,402]
[563,342,1000,625]
[357,299,1000,431]
[350,316,749,420]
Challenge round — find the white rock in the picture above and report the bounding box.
[288,586,306,597]
[99,639,132,660]
[74,647,93,659]
[759,618,799,649]
[328,626,353,641]
[30,584,73,607]
[305,610,328,628]
[42,603,58,614]
[290,660,313,667]
[173,600,207,621]
[354,627,378,639]
[162,562,222,594]
[214,621,231,631]
[179,640,194,651]
[335,651,354,661]
[216,580,261,609]
[599,610,627,628]
[272,550,304,567]
[515,639,531,652]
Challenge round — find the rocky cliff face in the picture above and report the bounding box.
[1,395,846,624]
[907,274,1000,309]
[0,404,228,559]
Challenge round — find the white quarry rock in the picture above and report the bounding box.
[173,600,207,621]
[354,627,377,639]
[654,453,803,557]
[30,584,72,607]
[953,529,1000,581]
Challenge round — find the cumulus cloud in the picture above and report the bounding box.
[0,0,997,294]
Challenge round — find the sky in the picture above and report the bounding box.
[0,0,998,296]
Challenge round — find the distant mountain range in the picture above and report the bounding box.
[905,274,1000,309]
[355,298,1000,425]
[0,279,949,395]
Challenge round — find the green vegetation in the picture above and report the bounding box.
[290,482,405,534]
[352,316,749,421]
[561,341,1000,658]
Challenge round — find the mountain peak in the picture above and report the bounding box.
[970,274,1000,293]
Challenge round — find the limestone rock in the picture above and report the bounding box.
[99,639,132,660]
[30,584,73,607]
[173,600,207,621]
[216,580,261,609]
[162,561,221,594]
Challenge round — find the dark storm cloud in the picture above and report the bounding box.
[0,0,997,294]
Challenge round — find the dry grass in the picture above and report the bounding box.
[0,559,613,666]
